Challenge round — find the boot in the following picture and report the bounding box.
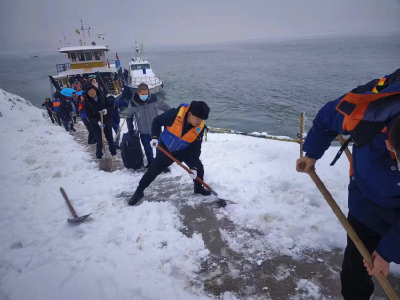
[163,167,171,173]
[128,190,145,206]
[194,183,211,196]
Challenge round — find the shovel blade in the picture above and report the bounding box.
[99,157,112,171]
[215,198,237,208]
[68,213,91,223]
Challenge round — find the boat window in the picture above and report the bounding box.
[85,52,93,61]
[94,51,101,60]
[131,64,151,70]
[78,53,86,61]
[70,53,77,62]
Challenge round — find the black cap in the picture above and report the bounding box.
[188,101,210,120]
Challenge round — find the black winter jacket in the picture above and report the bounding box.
[83,84,113,125]
[57,99,73,120]
[42,101,53,112]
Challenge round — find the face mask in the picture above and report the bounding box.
[139,95,149,101]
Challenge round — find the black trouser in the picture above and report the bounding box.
[137,147,204,193]
[341,214,382,300]
[73,116,77,123]
[61,117,74,131]
[54,110,62,125]
[91,120,116,159]
[82,117,96,142]
[47,110,54,123]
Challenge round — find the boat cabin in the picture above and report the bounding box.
[51,45,121,95]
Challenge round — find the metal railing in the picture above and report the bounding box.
[56,63,70,75]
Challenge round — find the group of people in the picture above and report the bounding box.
[44,81,212,204]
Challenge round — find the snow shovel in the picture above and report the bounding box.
[99,112,112,171]
[157,145,236,207]
[60,187,91,223]
[297,162,399,300]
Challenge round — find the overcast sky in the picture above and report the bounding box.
[1,0,399,51]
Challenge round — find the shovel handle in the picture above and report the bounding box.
[298,162,399,300]
[99,112,106,152]
[156,145,216,194]
[60,187,78,218]
[114,118,126,142]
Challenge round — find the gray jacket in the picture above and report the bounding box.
[125,94,171,135]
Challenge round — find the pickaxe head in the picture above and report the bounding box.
[68,213,91,223]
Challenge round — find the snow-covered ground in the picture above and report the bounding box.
[0,88,399,299]
[0,89,212,300]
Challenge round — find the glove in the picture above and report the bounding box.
[150,139,158,149]
[101,109,107,115]
[189,169,197,180]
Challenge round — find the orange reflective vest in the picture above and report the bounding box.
[53,98,60,112]
[161,104,205,152]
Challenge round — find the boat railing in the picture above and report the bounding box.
[130,76,163,87]
[56,63,70,75]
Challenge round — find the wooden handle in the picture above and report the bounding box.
[99,112,106,152]
[60,187,78,218]
[157,145,215,193]
[337,134,352,162]
[298,162,399,299]
[114,118,126,142]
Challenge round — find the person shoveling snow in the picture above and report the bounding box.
[297,68,400,300]
[129,101,212,206]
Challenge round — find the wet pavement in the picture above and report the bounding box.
[71,122,400,300]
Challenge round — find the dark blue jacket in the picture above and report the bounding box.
[152,105,204,169]
[303,74,400,263]
[108,96,120,126]
[57,99,73,121]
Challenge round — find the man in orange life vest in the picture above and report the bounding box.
[129,101,211,206]
[296,69,400,299]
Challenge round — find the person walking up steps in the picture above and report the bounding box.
[52,87,62,126]
[83,84,117,162]
[42,98,55,123]
[125,83,171,168]
[57,96,76,132]
[129,101,211,206]
[78,92,96,144]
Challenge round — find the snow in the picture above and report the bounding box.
[0,89,210,299]
[1,88,399,299]
[293,279,322,300]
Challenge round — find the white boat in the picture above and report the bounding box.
[125,43,163,94]
[49,20,122,96]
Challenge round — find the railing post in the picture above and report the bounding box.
[300,112,305,158]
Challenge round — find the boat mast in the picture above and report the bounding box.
[77,19,91,46]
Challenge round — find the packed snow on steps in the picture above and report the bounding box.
[0,88,399,300]
[0,88,215,300]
